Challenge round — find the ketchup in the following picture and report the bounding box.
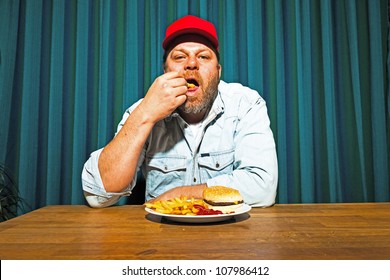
[193,204,223,215]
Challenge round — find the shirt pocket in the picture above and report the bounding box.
[147,156,187,172]
[145,155,187,197]
[198,149,234,180]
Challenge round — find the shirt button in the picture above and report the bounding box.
[164,166,168,170]
[193,178,197,182]
[216,162,220,168]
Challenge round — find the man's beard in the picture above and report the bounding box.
[178,72,220,115]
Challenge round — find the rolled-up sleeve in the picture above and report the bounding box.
[82,148,135,208]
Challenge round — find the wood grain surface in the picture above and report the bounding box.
[0,203,389,260]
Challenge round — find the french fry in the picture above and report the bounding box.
[161,200,172,210]
[187,83,196,88]
[181,209,192,215]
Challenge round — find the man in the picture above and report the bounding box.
[82,15,278,208]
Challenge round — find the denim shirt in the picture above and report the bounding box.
[82,80,278,208]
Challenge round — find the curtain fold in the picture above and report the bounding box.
[0,0,388,213]
[368,0,389,200]
[0,1,20,165]
[46,0,64,204]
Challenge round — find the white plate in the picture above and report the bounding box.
[145,204,251,223]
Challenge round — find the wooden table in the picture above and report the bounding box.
[0,203,389,260]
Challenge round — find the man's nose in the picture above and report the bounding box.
[185,56,199,70]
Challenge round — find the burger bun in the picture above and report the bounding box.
[203,186,244,214]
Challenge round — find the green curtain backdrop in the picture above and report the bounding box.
[0,0,389,213]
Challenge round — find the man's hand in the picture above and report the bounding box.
[98,72,187,193]
[138,72,188,124]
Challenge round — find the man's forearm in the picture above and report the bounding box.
[98,106,155,193]
[147,184,208,202]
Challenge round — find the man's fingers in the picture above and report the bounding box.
[163,71,182,79]
[169,77,187,88]
[175,94,187,106]
[159,73,186,90]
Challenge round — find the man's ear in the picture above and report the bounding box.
[218,64,222,78]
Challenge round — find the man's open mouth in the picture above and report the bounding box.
[186,79,199,88]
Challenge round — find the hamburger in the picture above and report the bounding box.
[203,186,244,214]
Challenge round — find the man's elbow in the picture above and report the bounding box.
[84,191,119,208]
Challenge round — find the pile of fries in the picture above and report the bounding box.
[144,196,208,215]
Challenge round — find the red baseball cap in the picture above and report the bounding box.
[162,15,219,51]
